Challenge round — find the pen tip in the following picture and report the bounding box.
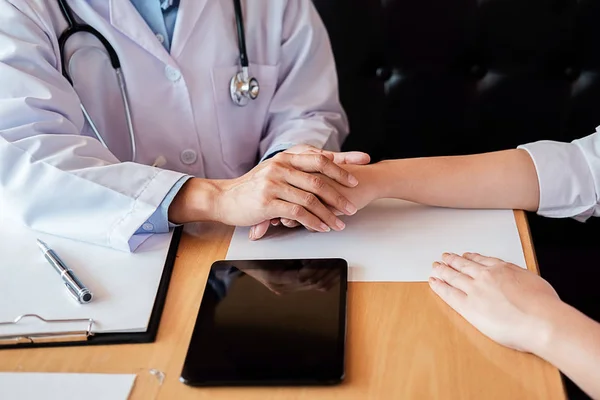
[36,239,49,252]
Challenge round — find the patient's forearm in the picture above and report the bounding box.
[369,149,540,211]
[533,301,600,400]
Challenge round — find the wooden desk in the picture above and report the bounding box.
[0,211,566,399]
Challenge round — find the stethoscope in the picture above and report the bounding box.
[57,0,259,163]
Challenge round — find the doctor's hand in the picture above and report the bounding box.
[250,163,381,240]
[249,145,372,240]
[169,151,364,232]
[429,252,561,353]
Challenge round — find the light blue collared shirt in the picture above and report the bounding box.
[130,0,178,52]
[130,0,292,238]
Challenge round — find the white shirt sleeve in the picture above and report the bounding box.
[518,130,600,221]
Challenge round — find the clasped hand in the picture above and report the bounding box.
[214,145,370,235]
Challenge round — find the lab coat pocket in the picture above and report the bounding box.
[211,63,279,173]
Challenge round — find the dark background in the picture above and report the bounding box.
[311,1,600,398]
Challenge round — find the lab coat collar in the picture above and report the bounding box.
[169,0,209,58]
[109,0,172,65]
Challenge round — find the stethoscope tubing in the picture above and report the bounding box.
[56,0,256,163]
[232,0,249,68]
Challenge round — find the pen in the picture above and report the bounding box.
[36,239,93,304]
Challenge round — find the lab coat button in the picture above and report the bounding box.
[165,66,181,82]
[180,149,197,165]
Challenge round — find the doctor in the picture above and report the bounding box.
[256,131,600,399]
[0,0,369,251]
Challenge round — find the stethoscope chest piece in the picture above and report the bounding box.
[230,70,259,107]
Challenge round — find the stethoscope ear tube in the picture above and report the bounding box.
[58,0,120,72]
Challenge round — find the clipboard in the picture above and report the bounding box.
[0,227,182,350]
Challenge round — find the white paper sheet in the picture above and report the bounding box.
[0,373,135,400]
[226,199,527,282]
[0,213,173,336]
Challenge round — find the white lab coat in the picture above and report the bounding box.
[0,0,348,251]
[520,130,600,221]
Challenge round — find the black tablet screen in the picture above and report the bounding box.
[180,258,347,386]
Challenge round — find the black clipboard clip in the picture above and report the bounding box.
[0,314,95,345]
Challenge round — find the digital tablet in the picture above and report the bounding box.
[180,258,348,386]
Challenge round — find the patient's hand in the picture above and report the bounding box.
[429,252,560,352]
[249,164,381,240]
